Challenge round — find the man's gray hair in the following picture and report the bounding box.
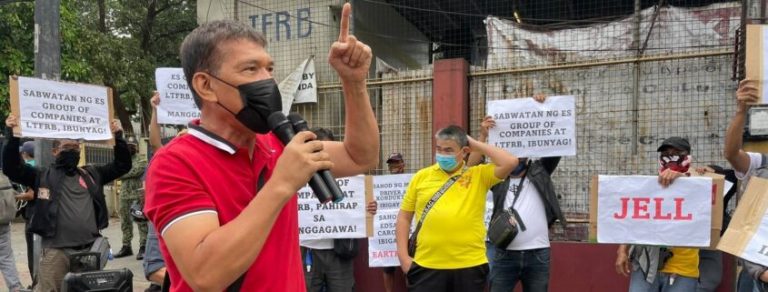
[180,20,267,109]
[435,125,468,148]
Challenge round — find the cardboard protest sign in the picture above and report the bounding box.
[155,68,200,125]
[746,25,768,103]
[593,175,713,247]
[10,76,113,141]
[487,96,576,157]
[718,177,768,266]
[368,173,412,267]
[298,175,367,240]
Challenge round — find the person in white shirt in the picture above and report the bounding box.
[724,79,768,292]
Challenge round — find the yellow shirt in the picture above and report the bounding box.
[660,248,699,278]
[401,163,502,269]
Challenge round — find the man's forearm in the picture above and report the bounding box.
[341,80,379,170]
[149,109,162,151]
[395,212,412,261]
[725,108,747,160]
[2,130,34,186]
[171,184,294,291]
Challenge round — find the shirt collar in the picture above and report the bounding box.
[187,120,238,155]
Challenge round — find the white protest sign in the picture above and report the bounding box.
[368,173,413,267]
[597,175,712,247]
[278,57,317,115]
[298,175,366,240]
[16,76,111,140]
[487,96,576,157]
[155,68,200,125]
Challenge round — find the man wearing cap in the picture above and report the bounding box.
[16,141,37,284]
[616,137,700,291]
[115,141,149,260]
[468,94,565,292]
[20,141,35,167]
[381,152,404,292]
[386,153,405,175]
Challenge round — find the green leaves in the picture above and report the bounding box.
[0,0,196,133]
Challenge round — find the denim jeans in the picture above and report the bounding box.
[0,224,21,290]
[629,270,697,292]
[489,248,550,292]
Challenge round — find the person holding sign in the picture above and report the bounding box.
[300,128,378,292]
[395,125,518,291]
[615,137,700,292]
[723,79,768,291]
[468,94,566,292]
[381,152,405,292]
[3,115,131,292]
[144,3,379,291]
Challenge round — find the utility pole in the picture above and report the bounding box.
[32,0,61,284]
[33,0,60,166]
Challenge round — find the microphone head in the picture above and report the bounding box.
[287,112,309,131]
[267,111,290,131]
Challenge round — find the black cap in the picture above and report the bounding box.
[386,152,403,163]
[656,137,691,153]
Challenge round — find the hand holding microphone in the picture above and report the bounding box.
[288,113,345,203]
[268,112,344,204]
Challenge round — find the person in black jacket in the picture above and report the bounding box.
[3,114,132,292]
[468,94,566,292]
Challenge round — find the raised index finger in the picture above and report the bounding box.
[338,3,351,42]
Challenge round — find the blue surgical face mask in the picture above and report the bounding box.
[436,153,459,172]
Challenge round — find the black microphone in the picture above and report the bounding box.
[288,112,345,203]
[268,112,333,204]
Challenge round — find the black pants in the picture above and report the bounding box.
[301,248,355,292]
[25,221,34,282]
[406,262,489,292]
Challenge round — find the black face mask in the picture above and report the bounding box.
[55,150,80,173]
[208,75,283,134]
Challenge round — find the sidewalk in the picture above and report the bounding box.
[2,218,152,291]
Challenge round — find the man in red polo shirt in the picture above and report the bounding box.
[144,3,379,291]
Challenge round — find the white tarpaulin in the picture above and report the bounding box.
[17,76,111,140]
[597,175,712,247]
[298,175,366,240]
[487,96,576,157]
[279,57,317,115]
[485,3,740,69]
[368,174,413,267]
[155,68,200,125]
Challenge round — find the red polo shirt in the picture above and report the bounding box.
[144,120,304,291]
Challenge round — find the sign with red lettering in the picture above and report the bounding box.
[597,175,712,246]
[368,174,413,267]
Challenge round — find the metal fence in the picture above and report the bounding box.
[216,0,744,240]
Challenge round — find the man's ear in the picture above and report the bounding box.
[192,72,218,104]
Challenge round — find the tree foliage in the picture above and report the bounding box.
[0,0,197,136]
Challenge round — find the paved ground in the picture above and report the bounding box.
[1,218,152,291]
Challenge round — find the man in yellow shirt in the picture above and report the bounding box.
[395,125,518,291]
[615,137,699,291]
